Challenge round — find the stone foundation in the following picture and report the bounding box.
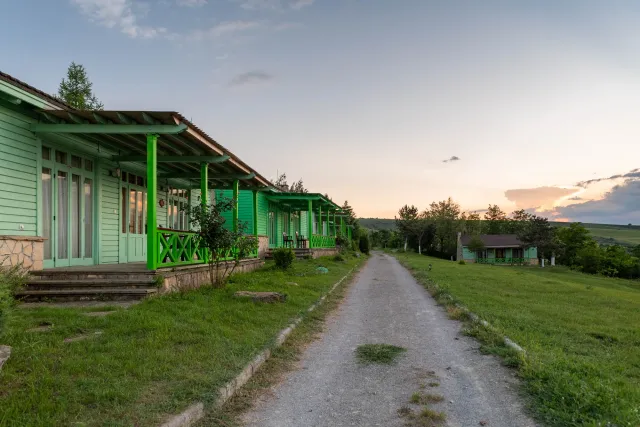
[310,248,340,258]
[258,235,269,258]
[0,236,44,271]
[159,258,264,293]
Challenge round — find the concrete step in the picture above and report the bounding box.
[24,279,156,290]
[15,288,157,303]
[30,271,155,281]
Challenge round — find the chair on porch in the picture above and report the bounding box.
[295,231,308,249]
[283,232,295,248]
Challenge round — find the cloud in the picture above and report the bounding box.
[234,0,314,10]
[176,0,207,6]
[186,20,262,41]
[504,186,579,210]
[576,168,640,188]
[273,22,304,31]
[567,196,584,201]
[229,71,273,87]
[289,0,314,10]
[71,0,166,39]
[442,156,460,163]
[554,179,640,224]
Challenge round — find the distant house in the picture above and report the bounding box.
[456,233,538,265]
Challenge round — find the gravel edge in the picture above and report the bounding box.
[158,268,356,427]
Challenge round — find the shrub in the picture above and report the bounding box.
[359,234,370,254]
[0,263,27,336]
[333,254,345,262]
[273,248,295,269]
[458,260,466,265]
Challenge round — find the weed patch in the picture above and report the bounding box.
[355,343,406,365]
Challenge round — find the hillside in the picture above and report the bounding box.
[359,218,640,247]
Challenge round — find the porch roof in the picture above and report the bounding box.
[265,192,346,213]
[31,109,273,190]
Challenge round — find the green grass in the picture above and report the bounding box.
[393,252,640,427]
[355,343,406,364]
[0,256,363,427]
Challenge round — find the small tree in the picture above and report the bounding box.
[58,62,104,110]
[186,197,258,287]
[467,235,485,253]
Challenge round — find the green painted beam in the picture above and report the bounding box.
[68,112,89,124]
[142,112,160,125]
[253,190,259,239]
[266,194,322,201]
[92,112,109,124]
[159,172,255,180]
[30,123,188,134]
[117,112,134,124]
[112,154,229,163]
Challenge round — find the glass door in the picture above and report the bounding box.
[42,148,95,268]
[119,172,147,263]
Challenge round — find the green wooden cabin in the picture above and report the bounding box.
[456,233,538,265]
[0,71,344,272]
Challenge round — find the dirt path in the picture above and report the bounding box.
[242,252,537,427]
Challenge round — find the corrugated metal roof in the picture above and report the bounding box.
[0,70,71,109]
[460,234,524,248]
[38,109,274,188]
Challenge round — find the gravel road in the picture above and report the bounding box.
[242,252,538,427]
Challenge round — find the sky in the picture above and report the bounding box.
[2,0,640,224]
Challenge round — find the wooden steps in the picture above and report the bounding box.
[16,271,159,303]
[265,248,312,260]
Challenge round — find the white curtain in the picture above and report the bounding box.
[42,168,52,260]
[57,172,68,259]
[84,179,93,257]
[72,175,81,258]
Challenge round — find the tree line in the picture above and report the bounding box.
[368,199,640,279]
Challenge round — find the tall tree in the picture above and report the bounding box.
[395,205,420,251]
[464,211,483,235]
[428,198,461,254]
[556,223,593,267]
[273,172,307,193]
[484,204,507,234]
[57,62,104,110]
[518,215,560,265]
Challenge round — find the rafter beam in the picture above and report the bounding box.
[68,112,90,124]
[30,123,188,134]
[116,112,135,124]
[92,112,109,124]
[142,112,160,125]
[112,154,230,163]
[159,172,256,180]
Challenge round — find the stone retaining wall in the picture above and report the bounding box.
[0,236,45,271]
[159,258,264,293]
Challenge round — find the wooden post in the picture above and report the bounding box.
[200,162,208,207]
[308,200,313,248]
[146,134,158,270]
[232,179,239,233]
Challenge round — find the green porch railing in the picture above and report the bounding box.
[476,257,528,265]
[310,234,336,248]
[156,229,256,269]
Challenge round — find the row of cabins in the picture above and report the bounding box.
[0,71,351,300]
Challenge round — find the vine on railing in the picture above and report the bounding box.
[476,257,527,265]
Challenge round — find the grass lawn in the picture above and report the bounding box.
[392,252,640,427]
[0,255,362,427]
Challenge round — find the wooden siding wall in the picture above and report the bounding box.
[257,191,268,235]
[0,104,39,236]
[215,189,254,233]
[99,159,119,264]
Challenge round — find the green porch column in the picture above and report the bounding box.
[146,134,158,270]
[232,179,239,233]
[200,162,208,207]
[252,190,258,239]
[308,200,313,248]
[326,209,330,238]
[341,216,344,235]
[318,205,322,235]
[333,211,337,236]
